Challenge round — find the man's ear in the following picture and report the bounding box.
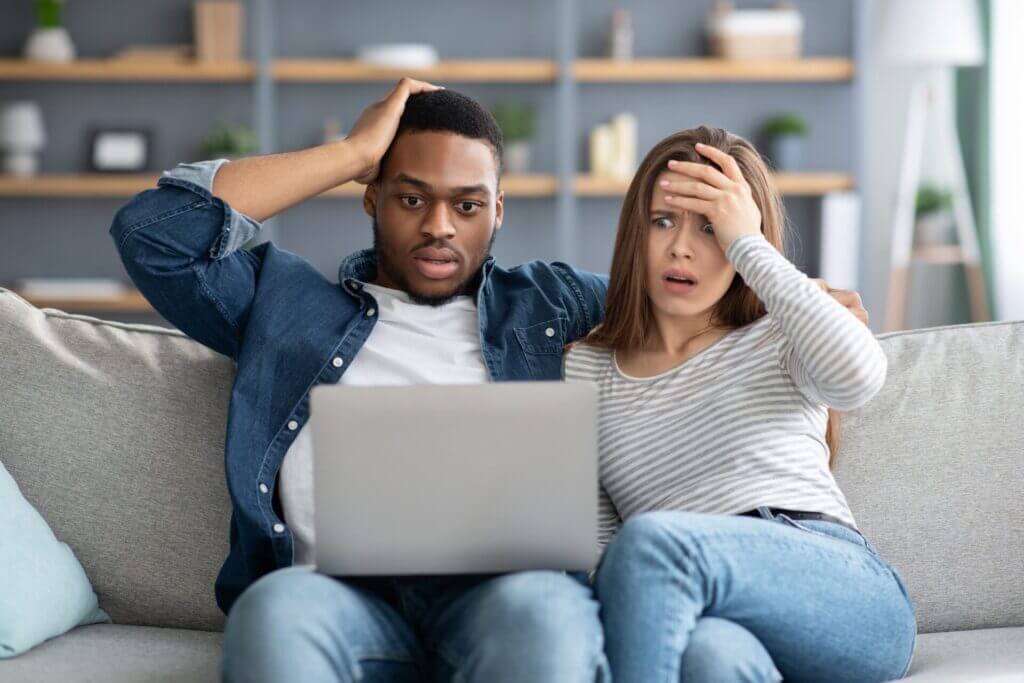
[494,187,504,232]
[362,183,378,218]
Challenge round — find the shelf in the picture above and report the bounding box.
[574,58,855,82]
[575,172,855,196]
[17,289,154,313]
[912,245,966,265]
[0,173,853,199]
[0,174,159,197]
[0,58,255,82]
[0,174,559,198]
[273,59,558,82]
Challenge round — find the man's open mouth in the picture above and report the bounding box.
[413,247,459,280]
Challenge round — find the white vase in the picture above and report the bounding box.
[914,211,955,245]
[504,140,531,175]
[24,27,77,63]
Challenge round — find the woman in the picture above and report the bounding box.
[563,127,916,682]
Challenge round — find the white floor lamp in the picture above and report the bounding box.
[880,0,989,332]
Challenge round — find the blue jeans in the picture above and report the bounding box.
[594,507,917,683]
[222,568,608,682]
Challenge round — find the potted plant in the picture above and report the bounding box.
[760,113,809,171]
[24,0,76,63]
[492,102,536,175]
[200,121,258,161]
[914,184,955,245]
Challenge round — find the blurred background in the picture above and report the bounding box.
[0,0,1019,332]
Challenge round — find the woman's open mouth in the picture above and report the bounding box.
[663,269,698,294]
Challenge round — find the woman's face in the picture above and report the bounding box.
[645,170,737,321]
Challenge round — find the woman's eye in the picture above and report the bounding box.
[653,217,673,229]
[401,196,422,208]
[701,223,715,234]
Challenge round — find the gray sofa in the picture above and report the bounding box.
[1,286,1021,682]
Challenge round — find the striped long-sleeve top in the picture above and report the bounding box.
[563,233,888,550]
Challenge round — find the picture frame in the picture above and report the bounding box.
[88,128,153,173]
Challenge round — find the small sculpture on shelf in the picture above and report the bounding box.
[608,8,634,61]
[760,113,808,172]
[24,0,77,63]
[492,103,536,175]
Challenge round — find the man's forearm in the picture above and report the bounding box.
[212,139,369,222]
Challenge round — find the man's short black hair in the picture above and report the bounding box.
[378,89,504,180]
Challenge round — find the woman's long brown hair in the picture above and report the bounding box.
[583,126,840,467]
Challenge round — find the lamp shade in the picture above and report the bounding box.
[0,102,47,150]
[879,0,984,66]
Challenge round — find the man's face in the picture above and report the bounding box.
[364,130,504,306]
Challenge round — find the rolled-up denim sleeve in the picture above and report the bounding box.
[110,161,263,359]
[160,159,263,259]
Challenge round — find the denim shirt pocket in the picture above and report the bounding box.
[514,317,568,378]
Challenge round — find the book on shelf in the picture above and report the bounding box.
[12,277,129,299]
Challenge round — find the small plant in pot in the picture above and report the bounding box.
[200,121,258,161]
[760,113,809,171]
[24,0,76,63]
[914,184,955,246]
[492,102,536,175]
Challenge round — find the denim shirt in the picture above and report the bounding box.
[108,161,609,614]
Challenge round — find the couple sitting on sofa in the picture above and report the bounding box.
[110,78,916,683]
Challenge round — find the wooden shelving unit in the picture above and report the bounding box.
[0,58,255,81]
[17,289,153,313]
[575,173,854,196]
[574,58,855,82]
[273,59,558,82]
[0,57,852,84]
[1,172,854,199]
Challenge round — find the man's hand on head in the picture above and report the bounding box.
[347,78,444,185]
[811,279,870,328]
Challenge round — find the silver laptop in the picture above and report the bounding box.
[309,382,598,576]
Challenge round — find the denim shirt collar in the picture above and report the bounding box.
[337,248,497,300]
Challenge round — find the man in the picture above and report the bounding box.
[110,78,868,682]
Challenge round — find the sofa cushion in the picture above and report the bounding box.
[0,461,109,657]
[0,289,234,631]
[0,623,222,683]
[834,321,1024,634]
[905,626,1024,681]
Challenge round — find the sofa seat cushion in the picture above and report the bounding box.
[905,626,1024,681]
[0,624,222,683]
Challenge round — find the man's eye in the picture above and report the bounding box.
[458,201,480,213]
[401,196,422,207]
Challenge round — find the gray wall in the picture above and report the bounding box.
[0,0,858,326]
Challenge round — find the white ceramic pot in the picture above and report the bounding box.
[504,140,531,175]
[24,27,77,63]
[914,211,956,245]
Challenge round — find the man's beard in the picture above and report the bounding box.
[372,219,497,307]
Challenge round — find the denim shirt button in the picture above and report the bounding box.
[259,483,269,494]
[366,308,376,318]
[332,356,344,368]
[287,420,299,431]
[545,327,555,337]
[272,523,285,534]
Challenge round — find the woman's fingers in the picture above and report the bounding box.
[695,142,746,184]
[667,159,731,189]
[658,175,720,200]
[664,194,714,216]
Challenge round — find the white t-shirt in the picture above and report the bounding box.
[279,282,489,565]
